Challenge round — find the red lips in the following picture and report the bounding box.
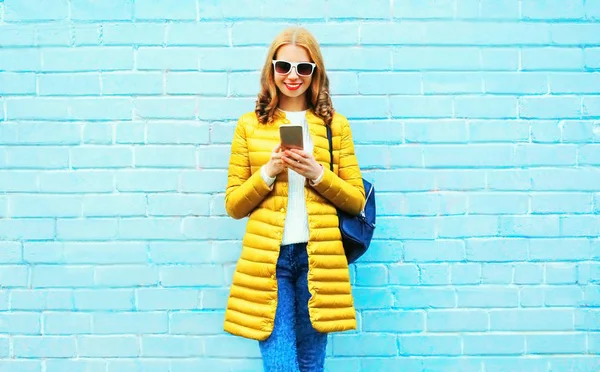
[284,83,301,91]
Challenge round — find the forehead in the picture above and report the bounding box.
[275,44,312,62]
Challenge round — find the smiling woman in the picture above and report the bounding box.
[223,27,366,372]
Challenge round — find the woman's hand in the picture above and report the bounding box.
[282,148,323,182]
[264,144,286,178]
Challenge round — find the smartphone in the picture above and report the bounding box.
[279,124,304,150]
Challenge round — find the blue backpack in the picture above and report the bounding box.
[326,125,376,264]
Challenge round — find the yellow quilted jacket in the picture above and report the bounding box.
[223,109,366,341]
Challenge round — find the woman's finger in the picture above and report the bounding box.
[285,150,304,162]
[289,149,310,159]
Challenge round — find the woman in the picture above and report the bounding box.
[224,26,365,372]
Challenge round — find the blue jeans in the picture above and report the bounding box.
[259,243,328,372]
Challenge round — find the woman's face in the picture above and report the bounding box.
[273,44,313,105]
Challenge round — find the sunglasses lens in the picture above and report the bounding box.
[274,61,291,74]
[297,63,314,76]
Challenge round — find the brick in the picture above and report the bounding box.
[0,49,41,72]
[359,72,421,95]
[455,96,518,119]
[516,144,577,166]
[103,72,163,95]
[546,263,578,284]
[170,311,224,335]
[456,287,519,308]
[0,25,35,47]
[74,289,134,311]
[12,336,76,358]
[71,0,133,20]
[0,219,55,240]
[527,334,586,354]
[31,266,94,288]
[197,97,254,120]
[135,145,195,168]
[485,72,547,94]
[304,23,359,46]
[204,335,259,358]
[82,194,146,217]
[0,72,36,95]
[0,241,21,263]
[323,47,390,71]
[43,312,91,335]
[118,218,185,240]
[531,192,592,213]
[464,335,525,355]
[530,239,591,261]
[419,263,450,285]
[481,48,519,71]
[9,194,82,217]
[71,146,133,169]
[394,0,454,19]
[134,98,195,120]
[166,72,227,96]
[6,98,69,121]
[103,23,166,46]
[530,168,600,191]
[435,170,486,191]
[71,98,133,121]
[468,192,528,215]
[481,263,513,284]
[522,0,585,19]
[327,0,389,18]
[393,47,479,71]
[395,287,455,308]
[147,122,210,145]
[514,264,544,284]
[13,122,80,145]
[134,0,196,20]
[451,263,481,285]
[4,0,68,21]
[116,170,179,192]
[427,310,488,332]
[79,336,140,357]
[46,360,107,372]
[42,48,134,72]
[362,310,424,333]
[438,216,499,238]
[522,47,584,71]
[333,334,397,357]
[491,309,575,331]
[0,312,40,334]
[9,290,73,311]
[424,72,482,94]
[231,22,294,46]
[388,264,419,285]
[398,335,461,356]
[390,96,452,118]
[56,218,118,241]
[499,216,560,238]
[92,312,168,334]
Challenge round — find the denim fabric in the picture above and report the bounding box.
[259,243,328,372]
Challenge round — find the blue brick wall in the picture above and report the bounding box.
[1,0,599,371]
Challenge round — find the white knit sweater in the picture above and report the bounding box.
[260,110,323,245]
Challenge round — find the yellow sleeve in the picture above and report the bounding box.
[224,116,273,220]
[311,117,366,216]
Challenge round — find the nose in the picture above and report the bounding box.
[288,66,299,79]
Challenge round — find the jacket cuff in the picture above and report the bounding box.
[309,165,324,186]
[260,165,276,189]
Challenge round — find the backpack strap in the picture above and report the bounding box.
[326,124,333,172]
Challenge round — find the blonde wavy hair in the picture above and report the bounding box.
[255,27,334,126]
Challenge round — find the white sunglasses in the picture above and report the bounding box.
[272,60,316,76]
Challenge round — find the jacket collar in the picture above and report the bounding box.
[275,108,325,126]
